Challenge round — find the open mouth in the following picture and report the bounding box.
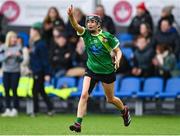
[88,27,93,29]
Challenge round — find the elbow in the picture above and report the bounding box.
[114,48,122,55]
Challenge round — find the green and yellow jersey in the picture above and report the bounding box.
[77,28,120,74]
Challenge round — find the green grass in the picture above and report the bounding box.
[0,114,180,135]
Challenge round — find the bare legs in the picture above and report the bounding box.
[77,76,91,118]
[77,78,125,118]
[102,82,124,110]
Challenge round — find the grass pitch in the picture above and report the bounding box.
[0,114,180,135]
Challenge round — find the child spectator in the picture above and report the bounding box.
[17,36,31,76]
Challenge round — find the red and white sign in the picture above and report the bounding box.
[113,1,132,23]
[1,0,180,27]
[102,0,180,26]
[0,0,20,22]
[0,0,95,26]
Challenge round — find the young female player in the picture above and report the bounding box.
[67,5,131,132]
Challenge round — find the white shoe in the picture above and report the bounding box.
[9,108,18,117]
[1,108,11,117]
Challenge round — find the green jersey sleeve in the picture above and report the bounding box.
[108,34,120,49]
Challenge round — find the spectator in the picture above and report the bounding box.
[153,44,180,78]
[157,5,180,34]
[0,34,5,49]
[17,36,31,76]
[66,8,86,46]
[140,23,152,42]
[0,31,23,117]
[151,18,180,60]
[66,38,87,77]
[42,7,65,44]
[0,35,5,74]
[0,33,5,45]
[128,2,153,37]
[131,35,155,77]
[0,12,8,39]
[29,22,54,116]
[95,4,116,35]
[49,29,72,81]
[0,13,7,63]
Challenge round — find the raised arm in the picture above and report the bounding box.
[67,5,84,34]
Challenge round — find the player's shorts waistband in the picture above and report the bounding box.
[84,67,116,84]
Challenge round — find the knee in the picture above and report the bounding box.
[80,93,89,101]
[106,97,115,104]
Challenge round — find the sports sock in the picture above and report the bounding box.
[121,107,126,115]
[76,117,83,124]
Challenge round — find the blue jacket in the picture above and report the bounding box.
[30,39,51,75]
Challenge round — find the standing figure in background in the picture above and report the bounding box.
[0,35,5,75]
[0,12,8,42]
[0,31,22,117]
[29,22,54,116]
[16,36,31,76]
[43,7,65,45]
[67,5,131,133]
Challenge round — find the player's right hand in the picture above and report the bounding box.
[67,5,73,16]
[114,56,120,71]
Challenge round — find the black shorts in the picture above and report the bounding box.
[84,67,116,84]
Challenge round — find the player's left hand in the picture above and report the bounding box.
[67,5,73,17]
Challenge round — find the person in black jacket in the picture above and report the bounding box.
[95,4,116,35]
[42,7,65,44]
[151,18,180,60]
[49,28,73,87]
[157,5,180,34]
[29,22,54,116]
[132,35,155,77]
[0,12,8,38]
[49,30,72,78]
[128,2,153,37]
